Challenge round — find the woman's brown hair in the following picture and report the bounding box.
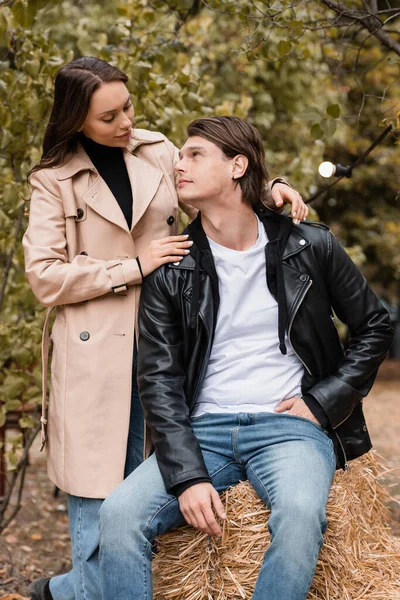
[187,116,270,209]
[30,57,128,175]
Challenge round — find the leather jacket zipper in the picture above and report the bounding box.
[190,311,213,410]
[288,278,359,437]
[287,279,313,375]
[332,399,362,429]
[335,431,349,470]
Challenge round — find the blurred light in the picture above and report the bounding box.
[318,161,336,178]
[318,162,353,178]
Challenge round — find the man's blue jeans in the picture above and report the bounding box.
[99,412,336,600]
[49,351,144,600]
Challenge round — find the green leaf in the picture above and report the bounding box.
[24,385,41,400]
[321,118,337,137]
[288,20,304,28]
[1,374,26,399]
[0,7,13,33]
[19,415,36,429]
[277,40,292,57]
[310,123,323,139]
[11,347,32,366]
[23,59,41,77]
[7,451,19,468]
[5,399,22,411]
[47,56,64,68]
[301,107,321,122]
[165,82,182,100]
[185,92,202,110]
[326,103,341,118]
[11,0,28,27]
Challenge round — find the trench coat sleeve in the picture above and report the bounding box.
[304,231,393,429]
[137,268,211,495]
[262,178,292,213]
[23,169,141,308]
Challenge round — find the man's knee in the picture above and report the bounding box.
[99,491,140,543]
[271,494,327,536]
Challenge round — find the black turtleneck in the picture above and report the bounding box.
[80,134,133,229]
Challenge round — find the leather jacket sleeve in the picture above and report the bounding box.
[305,230,393,429]
[137,268,211,495]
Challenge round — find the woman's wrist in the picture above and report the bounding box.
[136,256,144,281]
[270,177,292,190]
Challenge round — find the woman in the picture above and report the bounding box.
[22,57,307,600]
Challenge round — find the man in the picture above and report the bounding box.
[99,116,393,600]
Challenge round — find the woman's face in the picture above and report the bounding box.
[81,81,135,147]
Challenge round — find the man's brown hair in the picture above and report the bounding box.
[187,116,270,208]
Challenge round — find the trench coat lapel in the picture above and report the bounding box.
[81,176,131,233]
[124,151,163,231]
[57,141,163,233]
[57,145,131,233]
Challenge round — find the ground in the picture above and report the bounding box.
[0,360,399,599]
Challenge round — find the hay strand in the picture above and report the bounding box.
[153,452,400,599]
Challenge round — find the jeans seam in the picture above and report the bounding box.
[209,460,238,488]
[142,538,151,600]
[76,497,87,600]
[303,535,324,598]
[143,497,177,538]
[246,462,272,509]
[232,426,242,464]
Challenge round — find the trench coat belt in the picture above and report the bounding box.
[40,306,55,451]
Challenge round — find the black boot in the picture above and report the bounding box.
[29,577,53,600]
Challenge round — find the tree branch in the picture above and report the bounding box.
[0,421,41,534]
[321,0,400,56]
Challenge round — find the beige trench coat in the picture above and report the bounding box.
[23,129,196,498]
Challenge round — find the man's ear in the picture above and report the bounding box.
[231,155,248,180]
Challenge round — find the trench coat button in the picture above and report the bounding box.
[79,331,90,341]
[167,215,175,225]
[80,251,88,256]
[299,239,306,246]
[76,208,84,219]
[299,274,308,282]
[362,424,367,432]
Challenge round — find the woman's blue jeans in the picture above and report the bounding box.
[49,350,144,600]
[99,412,336,600]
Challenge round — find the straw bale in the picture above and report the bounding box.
[153,452,400,599]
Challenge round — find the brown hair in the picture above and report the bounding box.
[187,116,270,208]
[30,57,128,175]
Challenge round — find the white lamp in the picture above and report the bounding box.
[318,161,352,178]
[318,161,336,178]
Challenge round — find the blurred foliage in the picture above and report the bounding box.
[0,0,399,483]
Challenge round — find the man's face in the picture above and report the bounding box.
[175,136,234,208]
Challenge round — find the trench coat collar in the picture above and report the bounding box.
[55,130,166,233]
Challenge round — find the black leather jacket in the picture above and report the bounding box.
[138,210,393,495]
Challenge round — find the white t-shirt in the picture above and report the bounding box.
[193,217,303,417]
